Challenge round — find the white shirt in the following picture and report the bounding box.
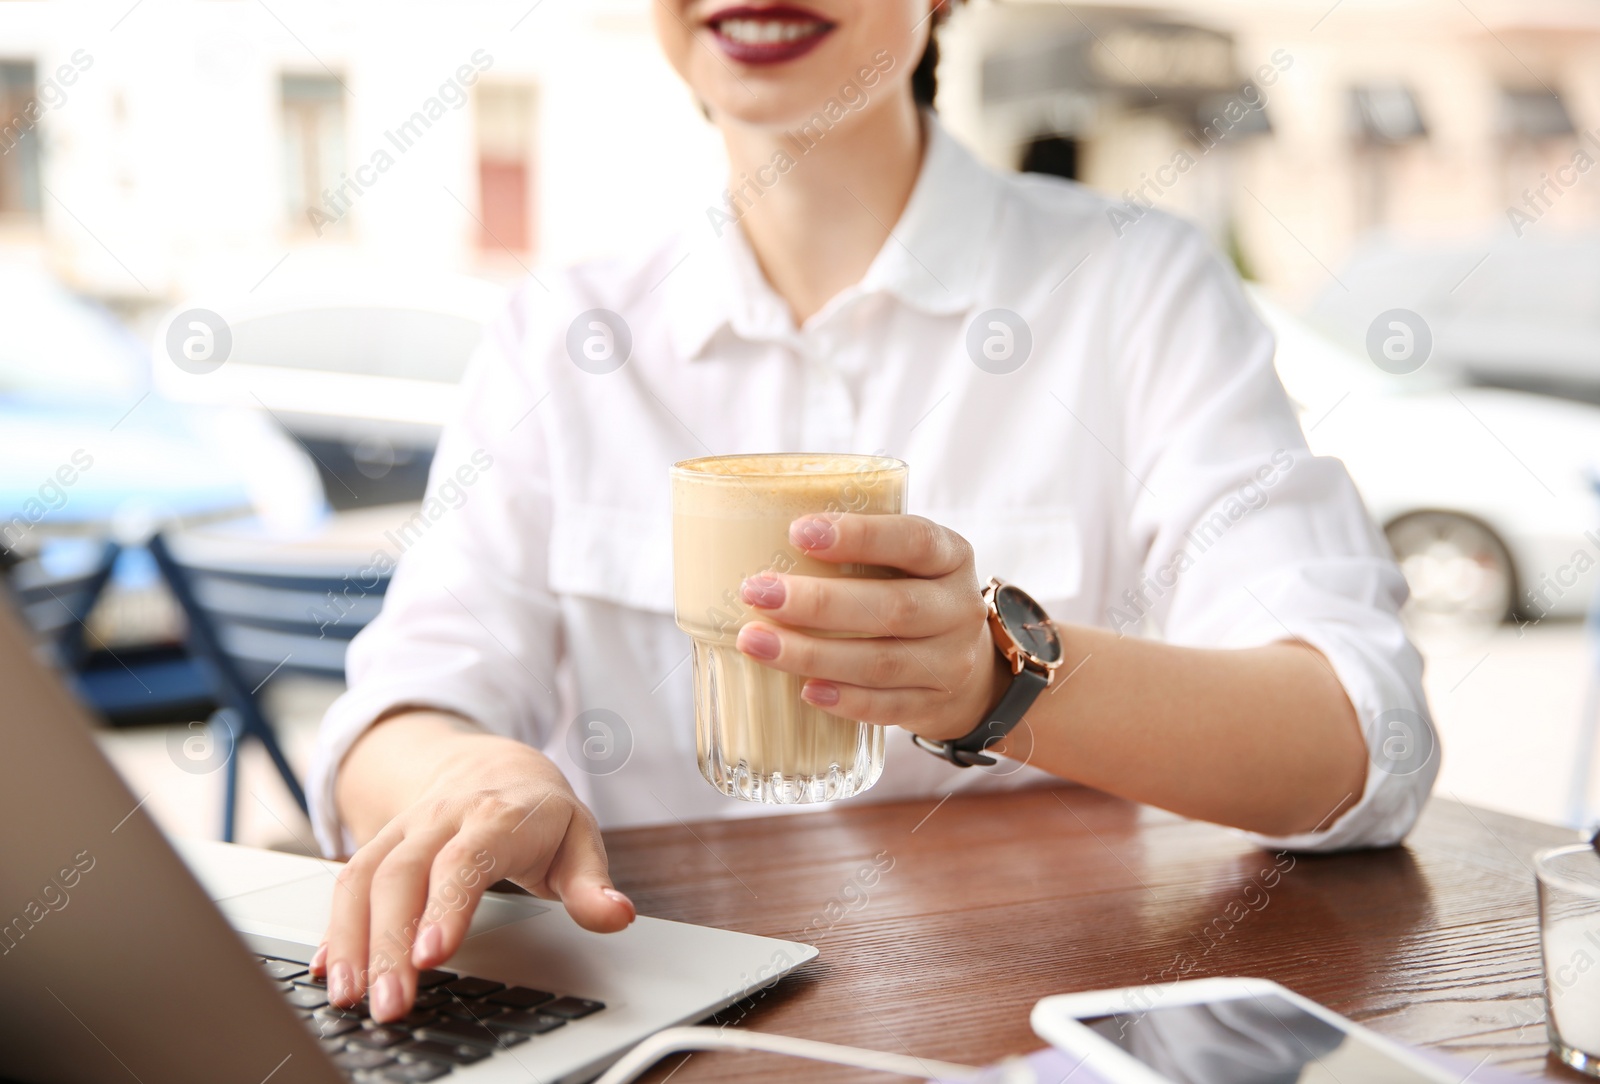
[309,118,1438,857]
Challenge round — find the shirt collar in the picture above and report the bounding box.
[669,114,1006,362]
[853,115,1004,317]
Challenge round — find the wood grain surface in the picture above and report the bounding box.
[600,786,1585,1082]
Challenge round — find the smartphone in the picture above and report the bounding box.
[1030,978,1457,1084]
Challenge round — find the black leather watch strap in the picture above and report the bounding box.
[914,664,1050,768]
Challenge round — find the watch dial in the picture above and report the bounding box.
[995,585,1062,665]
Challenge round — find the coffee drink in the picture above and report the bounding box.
[671,453,907,803]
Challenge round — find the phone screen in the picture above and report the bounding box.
[1079,992,1441,1083]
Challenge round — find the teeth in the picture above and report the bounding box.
[718,18,824,45]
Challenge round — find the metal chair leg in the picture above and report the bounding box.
[214,709,241,844]
[239,700,309,815]
[150,534,311,836]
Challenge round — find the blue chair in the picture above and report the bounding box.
[147,531,391,841]
[3,540,217,726]
[6,538,121,669]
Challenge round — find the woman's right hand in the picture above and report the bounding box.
[309,712,635,1023]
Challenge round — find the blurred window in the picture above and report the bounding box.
[0,62,42,218]
[1091,24,1235,93]
[1349,85,1427,144]
[1194,85,1273,139]
[280,74,346,230]
[475,84,537,254]
[1020,135,1080,181]
[981,22,1238,102]
[1501,88,1573,140]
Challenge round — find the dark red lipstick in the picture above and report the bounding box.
[704,4,838,65]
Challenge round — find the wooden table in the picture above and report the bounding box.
[602,786,1581,1082]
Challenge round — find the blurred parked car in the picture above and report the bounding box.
[1305,232,1600,407]
[152,266,505,508]
[0,261,328,645]
[1252,287,1600,631]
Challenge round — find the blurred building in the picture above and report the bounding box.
[939,0,1600,297]
[0,0,721,325]
[3,0,1600,319]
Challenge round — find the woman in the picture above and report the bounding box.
[307,0,1437,1024]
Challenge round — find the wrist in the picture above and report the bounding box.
[346,710,480,780]
[975,646,1012,737]
[915,630,1011,744]
[913,577,1066,768]
[336,709,488,842]
[961,615,1059,740]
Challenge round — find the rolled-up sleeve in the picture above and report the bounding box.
[1114,215,1439,852]
[307,292,562,857]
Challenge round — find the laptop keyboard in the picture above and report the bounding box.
[260,955,606,1081]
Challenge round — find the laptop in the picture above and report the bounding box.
[0,598,816,1083]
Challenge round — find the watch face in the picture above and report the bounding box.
[994,584,1062,665]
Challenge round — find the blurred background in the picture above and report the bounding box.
[3,0,1598,851]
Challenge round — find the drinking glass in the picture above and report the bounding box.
[1537,843,1600,1076]
[670,453,907,803]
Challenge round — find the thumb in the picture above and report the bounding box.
[545,814,635,933]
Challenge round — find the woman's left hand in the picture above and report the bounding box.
[734,513,1006,742]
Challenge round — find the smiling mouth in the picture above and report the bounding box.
[705,5,838,64]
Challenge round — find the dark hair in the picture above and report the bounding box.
[912,2,962,109]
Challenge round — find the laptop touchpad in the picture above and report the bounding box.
[219,874,550,944]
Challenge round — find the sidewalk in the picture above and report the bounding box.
[1421,617,1591,829]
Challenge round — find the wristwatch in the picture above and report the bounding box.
[912,577,1064,768]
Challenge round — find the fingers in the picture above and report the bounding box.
[410,828,507,971]
[541,806,635,934]
[741,572,965,637]
[323,827,401,1009]
[792,513,973,579]
[798,678,947,728]
[363,831,449,1022]
[736,621,950,692]
[317,747,637,1032]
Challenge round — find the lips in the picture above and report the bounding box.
[704,4,837,65]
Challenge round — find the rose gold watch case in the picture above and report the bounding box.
[983,576,1064,681]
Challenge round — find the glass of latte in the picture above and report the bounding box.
[670,453,908,804]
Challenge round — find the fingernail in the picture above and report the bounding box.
[791,516,835,550]
[740,574,785,609]
[602,887,634,909]
[309,942,328,975]
[739,625,781,661]
[802,681,840,707]
[329,961,354,1006]
[412,924,442,966]
[371,972,402,1021]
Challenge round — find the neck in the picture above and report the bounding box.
[718,95,925,325]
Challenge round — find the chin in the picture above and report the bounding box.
[707,80,860,131]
